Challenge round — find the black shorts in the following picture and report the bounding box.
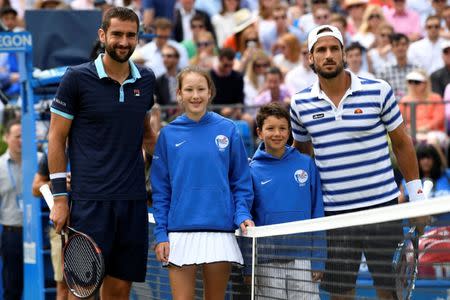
[320,199,402,294]
[70,199,149,282]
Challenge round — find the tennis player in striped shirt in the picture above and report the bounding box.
[290,25,424,299]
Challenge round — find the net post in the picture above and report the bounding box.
[251,237,256,300]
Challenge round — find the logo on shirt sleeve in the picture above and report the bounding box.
[294,169,308,186]
[215,135,229,151]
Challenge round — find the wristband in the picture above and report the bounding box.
[50,172,67,196]
[406,179,425,202]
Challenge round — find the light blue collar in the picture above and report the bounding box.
[94,53,141,80]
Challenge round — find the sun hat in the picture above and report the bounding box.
[232,9,256,34]
[406,71,426,82]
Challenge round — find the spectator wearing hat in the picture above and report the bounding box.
[377,33,419,98]
[212,0,241,47]
[400,69,445,142]
[259,3,305,54]
[223,8,257,51]
[343,0,368,36]
[70,0,94,10]
[173,0,215,43]
[431,39,450,97]
[384,0,422,42]
[407,15,446,75]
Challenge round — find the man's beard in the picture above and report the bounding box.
[105,43,135,63]
[315,60,345,79]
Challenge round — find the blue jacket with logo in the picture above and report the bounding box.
[249,143,325,271]
[151,112,253,244]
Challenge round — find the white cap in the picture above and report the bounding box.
[442,40,450,51]
[406,71,426,82]
[307,25,344,52]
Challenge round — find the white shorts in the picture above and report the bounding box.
[168,232,244,267]
[256,259,320,300]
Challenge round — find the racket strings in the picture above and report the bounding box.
[64,235,104,298]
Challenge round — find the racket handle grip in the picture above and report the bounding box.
[40,184,54,209]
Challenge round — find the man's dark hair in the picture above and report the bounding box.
[256,103,291,130]
[389,32,409,45]
[5,118,20,134]
[218,47,236,60]
[190,13,206,26]
[416,144,443,182]
[101,7,139,33]
[425,14,441,25]
[346,42,364,54]
[266,66,283,78]
[0,7,17,18]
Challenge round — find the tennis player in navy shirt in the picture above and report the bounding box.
[48,7,156,299]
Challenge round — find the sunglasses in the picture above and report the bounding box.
[274,15,287,20]
[245,38,258,44]
[426,24,440,29]
[162,53,177,58]
[368,14,381,20]
[191,24,205,29]
[254,63,269,68]
[316,14,329,20]
[222,62,233,68]
[196,41,213,48]
[407,80,423,85]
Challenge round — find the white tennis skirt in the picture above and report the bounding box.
[168,232,244,267]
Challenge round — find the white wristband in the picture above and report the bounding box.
[406,179,425,202]
[49,172,67,179]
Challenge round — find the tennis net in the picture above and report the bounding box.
[132,196,450,300]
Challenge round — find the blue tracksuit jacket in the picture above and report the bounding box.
[151,111,253,244]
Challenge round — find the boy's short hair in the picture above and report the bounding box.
[5,118,20,135]
[256,103,290,130]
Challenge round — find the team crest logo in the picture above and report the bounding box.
[215,135,229,151]
[294,169,308,186]
[134,89,140,96]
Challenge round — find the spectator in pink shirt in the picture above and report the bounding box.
[254,66,291,107]
[384,0,422,42]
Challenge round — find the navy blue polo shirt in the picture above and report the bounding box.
[50,54,155,201]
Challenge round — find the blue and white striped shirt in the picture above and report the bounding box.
[290,71,402,211]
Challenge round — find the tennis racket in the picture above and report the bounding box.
[40,184,105,299]
[392,180,433,299]
[392,226,418,300]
